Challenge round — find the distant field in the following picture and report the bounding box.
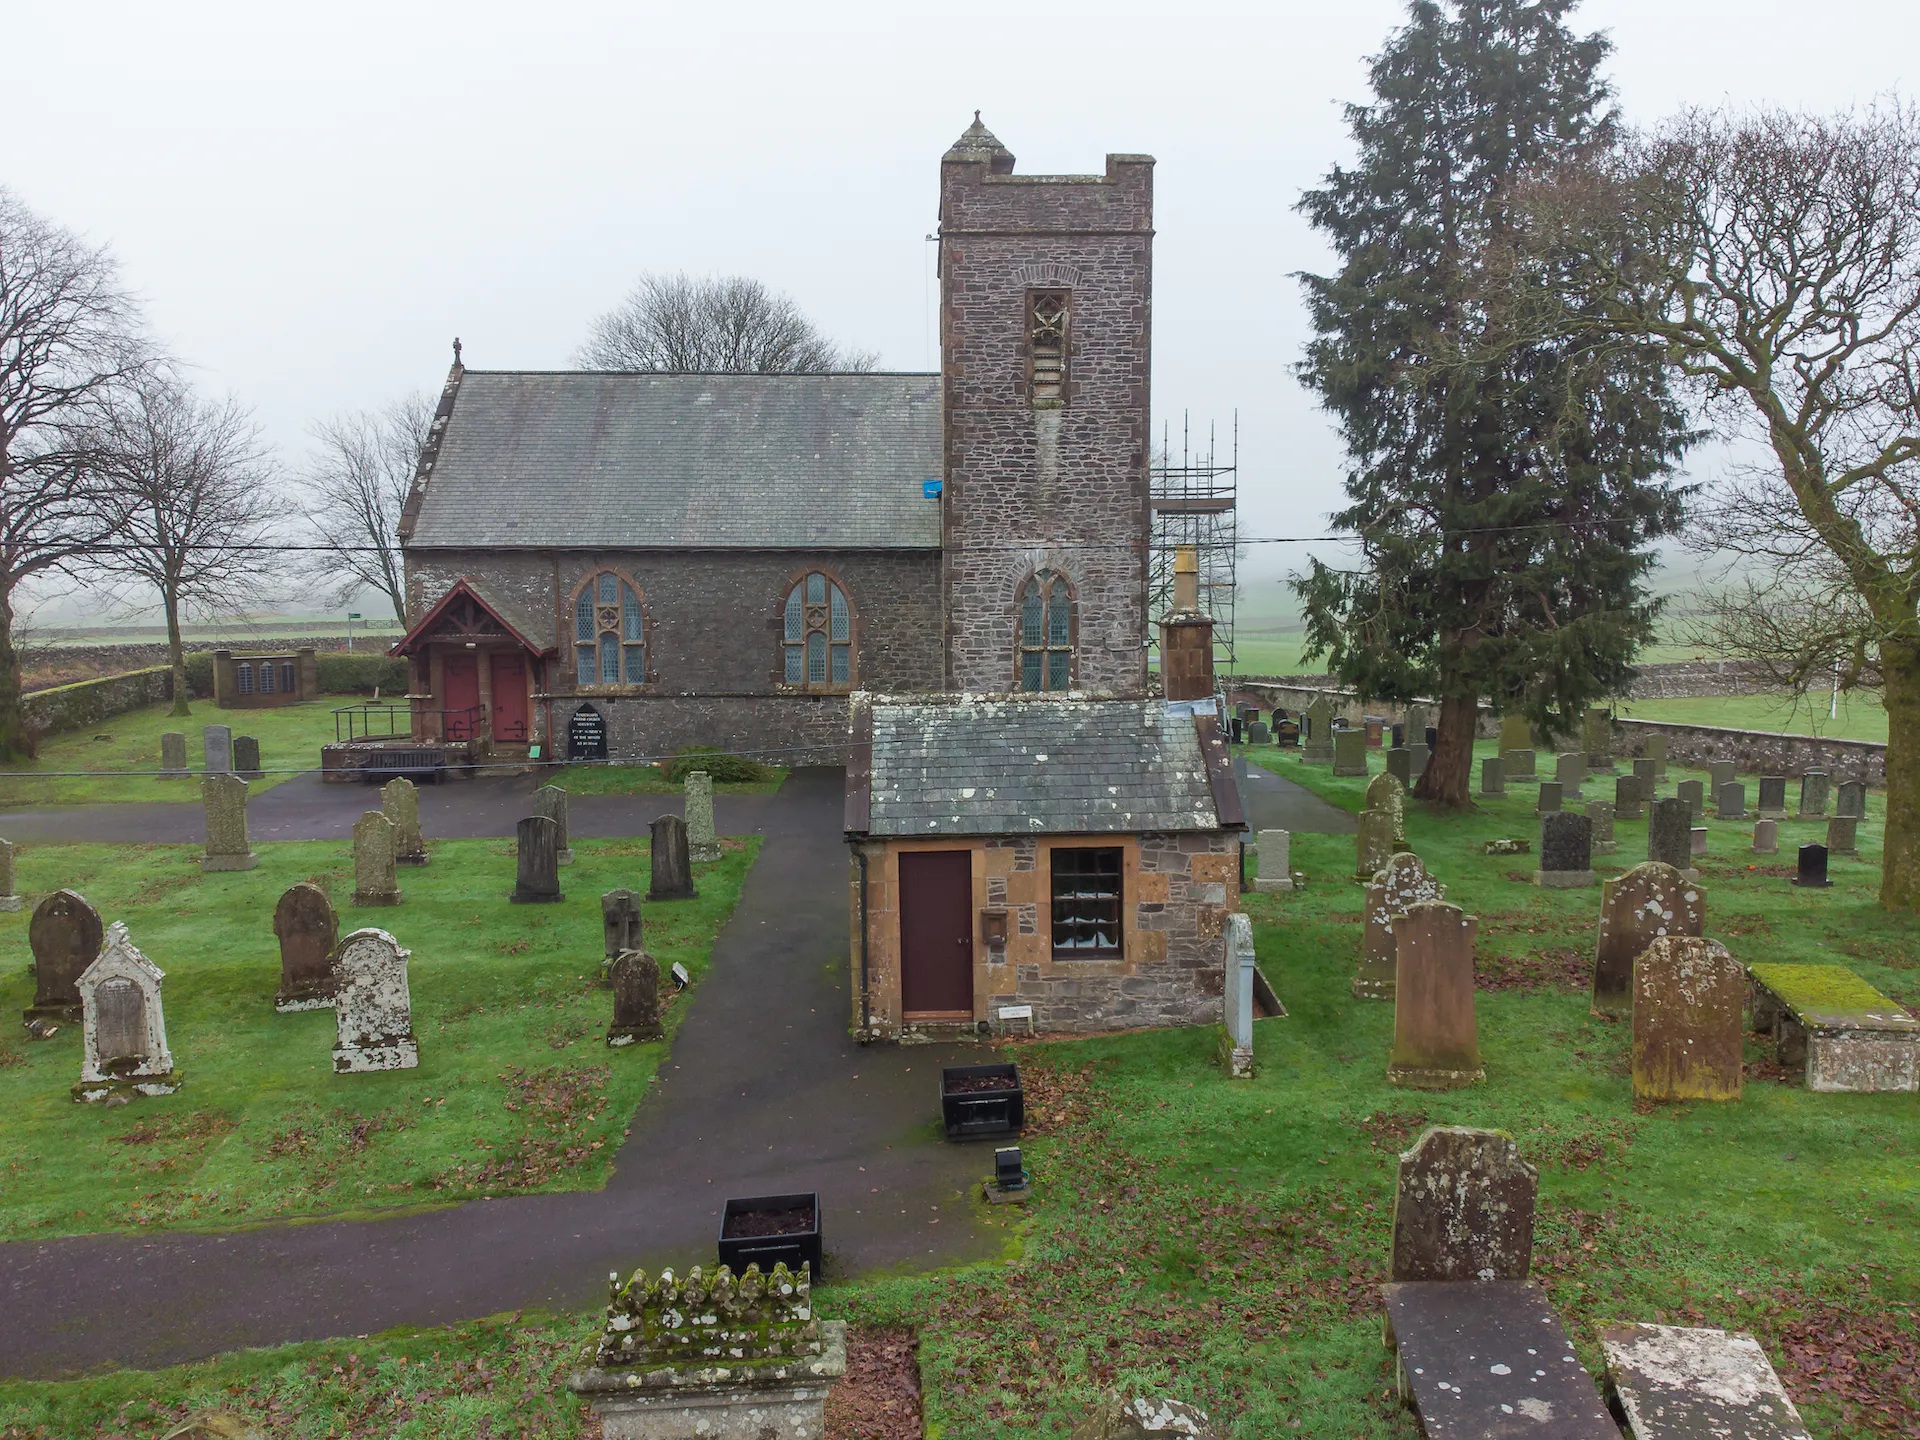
[35,624,402,650]
[1620,692,1888,744]
[1226,628,1719,679]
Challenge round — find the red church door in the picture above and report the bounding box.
[899,851,975,1018]
[491,654,529,742]
[442,655,480,740]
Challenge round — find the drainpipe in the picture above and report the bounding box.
[854,846,871,1038]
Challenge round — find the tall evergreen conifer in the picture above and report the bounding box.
[1292,0,1692,805]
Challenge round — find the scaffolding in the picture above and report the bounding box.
[1149,412,1239,674]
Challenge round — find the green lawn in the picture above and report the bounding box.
[3,748,1916,1438]
[1620,691,1889,744]
[0,833,755,1242]
[547,763,788,796]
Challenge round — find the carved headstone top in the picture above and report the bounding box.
[607,949,665,1046]
[1390,1125,1535,1283]
[1592,862,1705,1017]
[273,883,339,1012]
[1633,936,1744,1104]
[331,928,418,1073]
[74,922,178,1095]
[381,777,428,864]
[27,888,103,1020]
[200,772,256,870]
[602,888,643,959]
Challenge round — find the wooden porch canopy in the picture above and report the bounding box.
[389,579,553,658]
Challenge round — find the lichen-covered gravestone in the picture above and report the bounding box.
[1836,779,1867,819]
[1633,936,1743,1103]
[351,811,401,906]
[1354,772,1406,881]
[1676,779,1705,821]
[1387,900,1483,1089]
[1069,1392,1223,1440]
[648,815,696,901]
[1717,781,1747,821]
[25,888,104,1026]
[1592,861,1705,1018]
[1756,775,1788,820]
[1389,1125,1534,1282]
[1827,816,1858,856]
[1536,811,1594,888]
[382,777,428,866]
[1332,728,1367,777]
[331,928,419,1073]
[1799,770,1830,818]
[1554,750,1586,798]
[607,949,665,1046]
[1535,780,1563,815]
[1582,707,1613,769]
[1502,747,1537,782]
[1599,1323,1812,1440]
[532,784,573,865]
[73,922,181,1101]
[1648,797,1696,877]
[233,735,262,781]
[1479,756,1504,797]
[1498,713,1531,755]
[1356,853,1443,1001]
[1254,829,1293,893]
[1585,800,1616,855]
[683,770,721,862]
[273,882,339,1012]
[202,724,232,774]
[602,888,643,959]
[1614,774,1644,821]
[512,815,564,903]
[0,837,18,912]
[200,773,258,872]
[159,732,189,779]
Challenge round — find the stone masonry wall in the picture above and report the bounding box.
[940,151,1153,695]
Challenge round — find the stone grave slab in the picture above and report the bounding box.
[1498,714,1532,754]
[1357,853,1443,1001]
[273,882,339,1012]
[352,811,401,906]
[1254,829,1293,893]
[1633,937,1743,1102]
[0,837,17,912]
[159,732,189,779]
[649,815,697,901]
[1480,757,1505,797]
[1387,747,1413,789]
[1752,818,1777,854]
[1246,720,1272,745]
[1069,1392,1222,1440]
[1798,771,1829,818]
[684,770,722,862]
[1388,901,1482,1089]
[1303,698,1335,764]
[73,922,181,1101]
[1793,843,1829,888]
[532,784,574,865]
[202,724,232,774]
[1535,781,1563,816]
[1585,802,1615,855]
[382,777,429,865]
[602,888,643,959]
[1749,963,1919,1093]
[1536,812,1594,888]
[1646,798,1694,877]
[1826,816,1858,856]
[25,888,104,1025]
[1756,775,1787,820]
[1716,782,1746,821]
[512,815,564,903]
[1582,708,1613,768]
[607,949,665,1046]
[1614,775,1643,821]
[1689,827,1708,859]
[331,928,419,1073]
[1503,748,1537,782]
[1836,779,1866,818]
[1390,1126,1534,1283]
[1220,912,1256,1077]
[1676,780,1704,820]
[1708,759,1736,794]
[200,773,257,872]
[1591,862,1704,1018]
[233,735,262,781]
[1598,1322,1811,1440]
[1645,734,1669,776]
[1632,756,1657,793]
[1554,751,1585,798]
[1332,727,1368,777]
[1409,741,1430,778]
[1355,801,1401,881]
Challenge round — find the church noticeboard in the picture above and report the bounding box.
[568,705,608,761]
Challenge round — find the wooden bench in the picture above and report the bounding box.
[1382,1281,1617,1437]
[1748,963,1919,1093]
[1599,1322,1809,1439]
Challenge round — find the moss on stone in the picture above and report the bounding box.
[1749,963,1911,1027]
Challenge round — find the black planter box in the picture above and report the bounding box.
[717,1192,822,1278]
[940,1062,1025,1140]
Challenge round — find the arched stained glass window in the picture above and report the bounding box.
[1017,573,1073,692]
[574,572,646,686]
[782,573,853,688]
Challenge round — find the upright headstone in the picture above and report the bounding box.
[1677,779,1705,819]
[1591,861,1704,1017]
[351,811,401,906]
[1648,797,1695,876]
[1554,751,1586,799]
[1799,770,1831,818]
[1827,815,1858,856]
[1708,758,1736,794]
[602,888,643,958]
[199,773,258,872]
[1582,707,1613,769]
[331,928,419,1073]
[1422,726,1438,754]
[1331,728,1368,777]
[1386,747,1413,790]
[1389,1126,1534,1282]
[511,815,564,903]
[24,888,103,1025]
[1354,773,1407,880]
[1497,714,1532,755]
[1716,781,1747,821]
[159,732,189,779]
[1690,826,1710,859]
[202,724,232,775]
[1254,829,1293,893]
[1535,780,1563,815]
[1303,697,1334,764]
[233,735,262,781]
[1633,936,1744,1103]
[1836,779,1867,819]
[0,837,17,912]
[1501,747,1537,782]
[532,784,573,865]
[72,922,180,1101]
[1614,774,1644,821]
[1356,852,1444,1001]
[381,777,428,866]
[1479,756,1505,796]
[1645,733,1669,777]
[1632,755,1657,793]
[1794,843,1831,889]
[648,815,697,901]
[1585,800,1616,855]
[1756,775,1788,820]
[1408,742,1430,779]
[1752,818,1778,855]
[683,771,722,862]
[1386,901,1483,1089]
[1390,722,1405,749]
[606,949,666,1047]
[273,882,339,1012]
[1245,720,1272,745]
[1537,811,1595,888]
[1220,912,1256,1078]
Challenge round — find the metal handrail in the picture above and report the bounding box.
[332,703,482,744]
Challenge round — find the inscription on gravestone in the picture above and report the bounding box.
[203,724,232,775]
[1633,936,1743,1103]
[1537,811,1594,888]
[352,811,401,906]
[200,773,258,872]
[1648,797,1695,876]
[1389,1125,1535,1282]
[331,928,419,1073]
[1799,770,1830,818]
[1387,900,1483,1089]
[568,705,608,762]
[1254,829,1293,893]
[607,949,665,1046]
[1501,747,1536,781]
[72,923,180,1100]
[1836,779,1866,819]
[1331,728,1367,778]
[1592,862,1705,1018]
[382,777,429,865]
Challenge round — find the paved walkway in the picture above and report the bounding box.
[1240,755,1358,834]
[0,769,998,1380]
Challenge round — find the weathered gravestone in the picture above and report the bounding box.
[1245,720,1271,745]
[1799,770,1830,818]
[1836,779,1867,819]
[1502,747,1537,782]
[273,882,339,1012]
[1387,901,1483,1089]
[1535,780,1563,815]
[1716,781,1747,821]
[1586,800,1616,855]
[199,773,258,872]
[1708,759,1737,795]
[1599,1323,1813,1440]
[73,922,180,1101]
[602,888,643,959]
[607,949,665,1047]
[202,724,232,774]
[532,784,573,865]
[1385,747,1413,790]
[159,732,189,779]
[1479,756,1504,797]
[382,777,428,865]
[1691,826,1709,858]
[1356,853,1443,1001]
[351,811,401,906]
[1756,775,1788,820]
[1068,1392,1223,1440]
[1554,750,1586,798]
[233,735,262,781]
[1583,707,1613,769]
[1633,936,1743,1103]
[1331,727,1367,777]
[1354,773,1406,880]
[1827,816,1858,856]
[1615,774,1644,821]
[1591,861,1704,1018]
[684,770,722,862]
[512,815,564,903]
[1302,697,1335,763]
[1497,714,1532,755]
[1677,779,1705,819]
[1390,1125,1533,1282]
[1645,732,1669,777]
[1753,817,1779,855]
[1408,742,1430,779]
[1648,797,1695,876]
[648,815,697,901]
[1220,911,1256,1078]
[1254,829,1293,893]
[1633,755,1658,794]
[0,837,17,912]
[331,928,419,1073]
[158,1410,271,1440]
[1537,811,1595,888]
[25,888,103,1027]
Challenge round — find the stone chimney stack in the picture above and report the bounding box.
[1159,546,1215,702]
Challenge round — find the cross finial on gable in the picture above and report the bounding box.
[452,336,463,364]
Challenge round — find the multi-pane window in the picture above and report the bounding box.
[235,663,254,695]
[1029,290,1069,404]
[258,661,276,694]
[280,662,296,693]
[575,572,646,686]
[1051,847,1122,957]
[783,572,852,688]
[1017,574,1073,692]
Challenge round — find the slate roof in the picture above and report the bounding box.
[405,371,942,550]
[851,697,1238,837]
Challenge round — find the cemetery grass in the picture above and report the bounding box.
[1618,690,1890,744]
[0,701,342,808]
[0,834,757,1242]
[546,763,788,796]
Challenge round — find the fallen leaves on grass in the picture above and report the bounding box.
[1475,945,1590,993]
[824,1327,922,1440]
[1006,1055,1103,1138]
[1357,1109,1429,1151]
[1769,1294,1920,1438]
[431,1064,611,1192]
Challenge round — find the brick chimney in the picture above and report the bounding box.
[1158,546,1215,702]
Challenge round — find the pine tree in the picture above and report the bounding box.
[1292,0,1693,806]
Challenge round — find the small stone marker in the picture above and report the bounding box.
[202,724,232,774]
[351,811,401,906]
[1068,1392,1223,1440]
[532,784,573,865]
[1331,727,1367,777]
[1752,818,1778,855]
[1478,755,1504,796]
[1648,797,1695,876]
[683,770,722,862]
[1502,747,1537,781]
[511,815,564,903]
[606,949,665,1047]
[1408,741,1430,778]
[1389,1125,1533,1281]
[1591,861,1704,1017]
[602,888,643,959]
[1633,755,1657,792]
[381,777,428,866]
[647,814,697,901]
[1756,774,1787,819]
[1254,829,1293,893]
[1387,900,1483,1089]
[1582,706,1613,768]
[1677,779,1704,819]
[1836,779,1867,819]
[1690,825,1709,858]
[1632,936,1743,1103]
[1220,912,1256,1078]
[1537,811,1595,888]
[1646,732,1668,776]
[72,922,180,1101]
[273,883,339,1012]
[199,773,258,872]
[1535,780,1563,815]
[0,837,17,912]
[1498,714,1531,754]
[1386,746,1412,789]
[1614,773,1644,820]
[233,735,262,781]
[1794,843,1830,889]
[1356,852,1443,1001]
[1799,770,1830,818]
[1599,1322,1812,1440]
[1554,750,1585,798]
[1585,800,1616,854]
[24,889,103,1025]
[1716,781,1747,821]
[159,732,189,779]
[331,928,418,1073]
[1708,758,1736,794]
[1827,815,1858,856]
[1749,962,1919,1093]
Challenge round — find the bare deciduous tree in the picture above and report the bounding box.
[299,393,431,627]
[0,188,148,757]
[574,272,876,373]
[92,374,280,716]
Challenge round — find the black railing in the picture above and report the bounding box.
[333,704,482,744]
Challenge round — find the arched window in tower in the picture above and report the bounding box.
[782,572,853,688]
[573,571,646,686]
[1016,573,1073,692]
[1028,290,1069,405]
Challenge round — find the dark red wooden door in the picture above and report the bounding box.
[491,654,529,741]
[442,655,480,739]
[899,850,974,1016]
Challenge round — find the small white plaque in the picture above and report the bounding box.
[671,962,690,989]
